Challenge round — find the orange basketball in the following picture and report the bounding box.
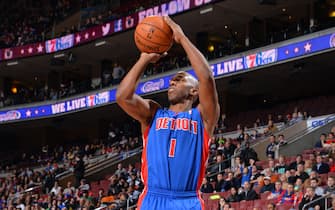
[134,16,173,54]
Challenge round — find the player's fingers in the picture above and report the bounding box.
[163,16,175,27]
[160,52,168,58]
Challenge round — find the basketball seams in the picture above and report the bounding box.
[139,21,173,40]
[135,31,171,47]
[134,16,173,53]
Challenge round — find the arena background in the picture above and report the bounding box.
[0,0,335,209]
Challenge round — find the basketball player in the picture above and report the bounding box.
[116,16,219,210]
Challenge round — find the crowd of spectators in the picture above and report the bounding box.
[0,0,76,48]
[199,125,335,210]
[0,100,334,209]
[0,121,144,210]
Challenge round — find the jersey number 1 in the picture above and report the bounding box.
[169,138,176,157]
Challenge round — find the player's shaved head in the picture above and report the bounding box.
[175,71,198,88]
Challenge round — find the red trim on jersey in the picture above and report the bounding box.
[137,126,150,209]
[196,128,210,210]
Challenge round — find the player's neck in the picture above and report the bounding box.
[169,101,193,113]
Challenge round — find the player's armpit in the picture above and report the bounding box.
[116,94,160,127]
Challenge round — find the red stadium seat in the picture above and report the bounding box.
[239,200,254,209]
[218,191,230,199]
[276,204,293,210]
[230,202,239,209]
[260,191,271,200]
[253,199,269,210]
[319,174,328,185]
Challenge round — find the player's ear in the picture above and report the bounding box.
[189,87,198,101]
[189,87,198,96]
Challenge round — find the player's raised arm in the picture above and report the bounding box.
[116,53,161,128]
[164,16,220,135]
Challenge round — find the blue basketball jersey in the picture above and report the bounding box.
[137,108,210,210]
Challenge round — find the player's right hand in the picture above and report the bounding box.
[140,52,167,63]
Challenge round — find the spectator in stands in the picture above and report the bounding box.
[63,181,75,196]
[263,167,279,184]
[279,173,289,190]
[294,178,303,193]
[250,130,260,141]
[241,167,252,187]
[231,156,244,176]
[217,197,227,210]
[267,181,283,200]
[276,183,295,205]
[315,133,327,148]
[238,181,258,201]
[275,155,288,174]
[328,157,335,172]
[226,187,240,202]
[266,135,278,159]
[298,186,323,210]
[220,202,231,210]
[289,154,305,170]
[74,155,85,187]
[278,134,287,145]
[200,177,214,193]
[240,142,258,165]
[295,163,309,183]
[210,138,218,151]
[287,169,298,184]
[324,176,335,194]
[222,172,240,191]
[108,175,121,196]
[250,165,261,186]
[114,163,127,178]
[260,176,275,193]
[50,180,61,195]
[312,155,330,174]
[304,160,313,175]
[211,154,228,174]
[112,62,125,85]
[309,178,324,196]
[223,139,236,161]
[321,132,335,148]
[215,173,225,192]
[218,113,227,130]
[78,178,90,193]
[267,203,276,210]
[265,120,278,135]
[266,159,276,173]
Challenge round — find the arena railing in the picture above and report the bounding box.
[279,114,335,157]
[301,192,332,210]
[55,146,143,180]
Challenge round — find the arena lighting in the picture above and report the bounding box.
[11,87,17,94]
[95,40,106,47]
[6,61,18,66]
[329,11,335,17]
[54,53,65,58]
[208,44,215,52]
[200,6,213,14]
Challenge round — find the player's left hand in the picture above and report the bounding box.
[163,16,185,44]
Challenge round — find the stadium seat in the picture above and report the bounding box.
[218,191,230,199]
[319,174,328,185]
[260,191,271,200]
[230,202,239,209]
[239,200,254,209]
[276,204,294,210]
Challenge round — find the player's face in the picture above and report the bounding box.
[168,72,198,105]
